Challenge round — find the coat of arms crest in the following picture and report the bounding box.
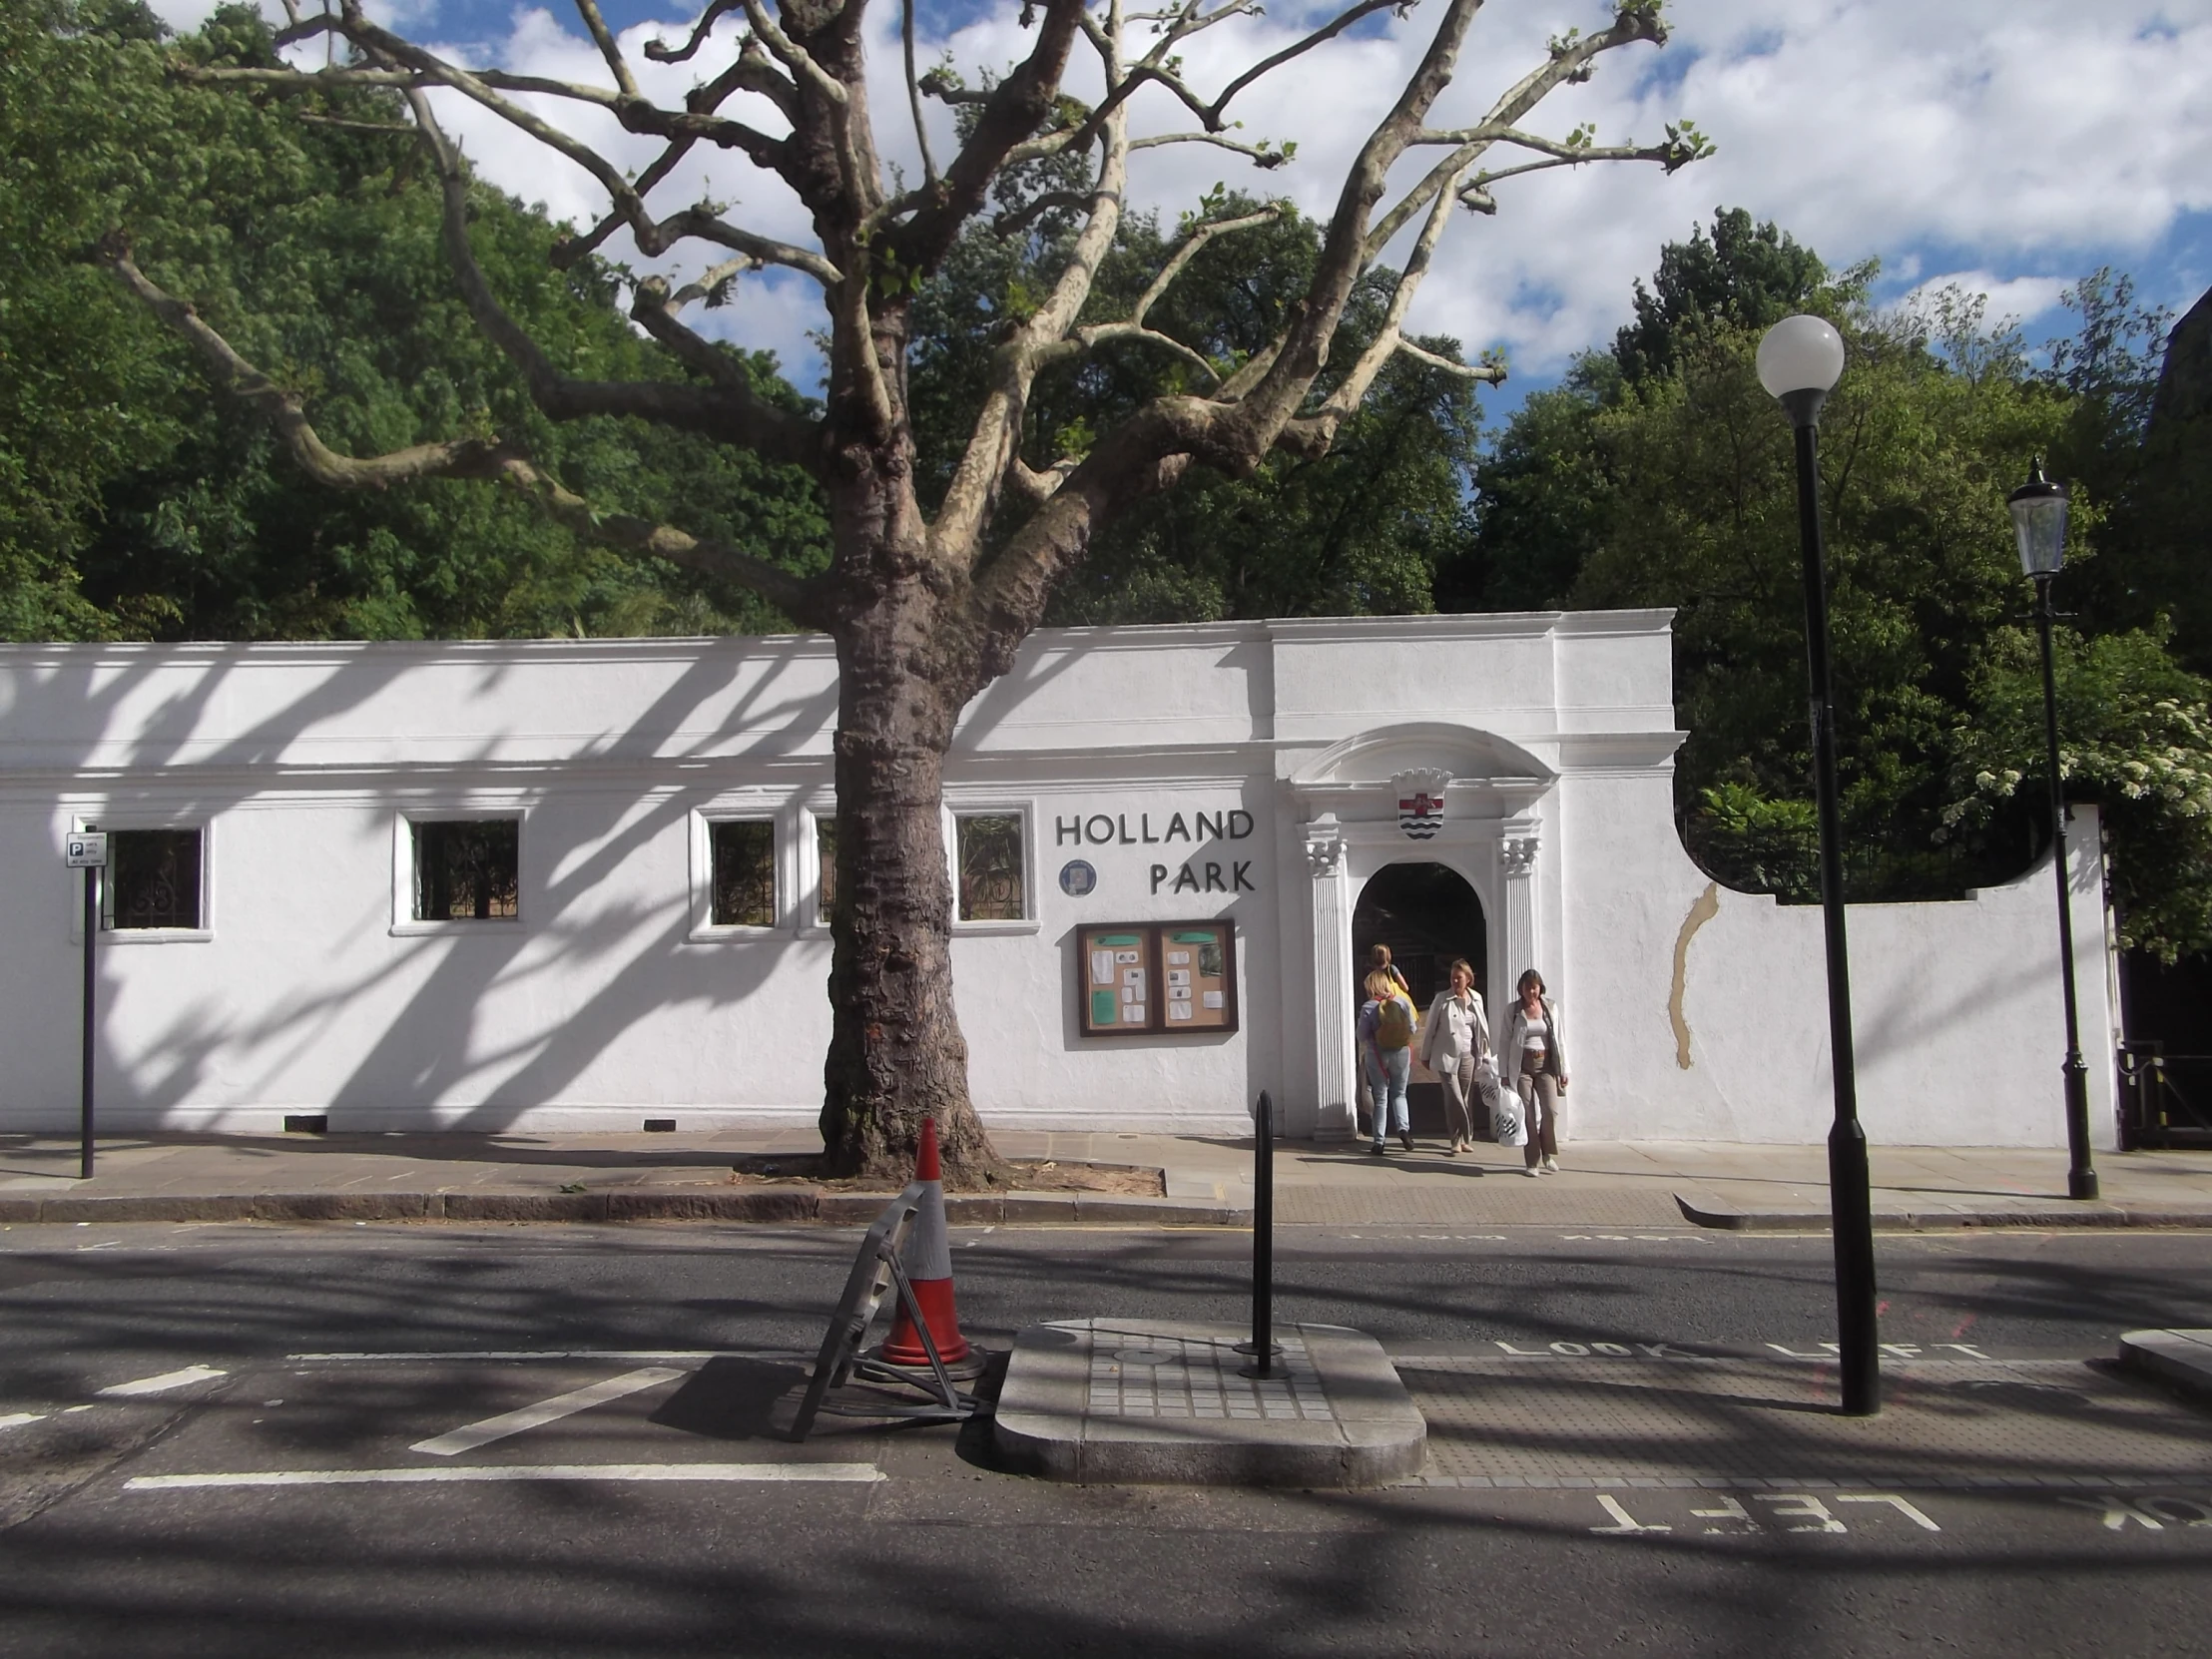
[1393,769,1451,840]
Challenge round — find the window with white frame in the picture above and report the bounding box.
[814,814,837,925]
[105,828,205,930]
[708,819,777,928]
[409,819,519,920]
[954,812,1026,921]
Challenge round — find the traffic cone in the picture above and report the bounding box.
[879,1116,971,1368]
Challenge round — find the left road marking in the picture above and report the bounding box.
[0,1412,49,1432]
[124,1463,882,1491]
[410,1367,685,1456]
[96,1367,228,1397]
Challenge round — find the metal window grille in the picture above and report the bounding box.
[956,814,1025,921]
[710,820,776,927]
[107,829,202,930]
[411,820,519,920]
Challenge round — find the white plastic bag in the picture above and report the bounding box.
[1490,1082,1528,1148]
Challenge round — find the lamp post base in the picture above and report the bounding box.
[1828,1117,1881,1417]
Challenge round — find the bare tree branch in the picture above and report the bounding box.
[1127,131,1292,167]
[902,0,939,185]
[643,0,742,65]
[1393,338,1505,380]
[571,0,640,98]
[403,89,825,472]
[893,0,1086,273]
[1362,5,1670,263]
[94,235,822,622]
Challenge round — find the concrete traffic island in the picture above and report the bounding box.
[991,1318,1425,1487]
[2118,1328,2212,1403]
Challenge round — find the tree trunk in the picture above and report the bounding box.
[817,490,1005,1184]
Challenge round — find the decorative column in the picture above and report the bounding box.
[1305,814,1356,1138]
[1499,827,1540,995]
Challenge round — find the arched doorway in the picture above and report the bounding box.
[1353,862,1485,1136]
[1355,861,1487,1007]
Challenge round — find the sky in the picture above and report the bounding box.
[148,0,2212,414]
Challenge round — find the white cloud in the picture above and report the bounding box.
[1896,271,2074,330]
[146,0,2212,394]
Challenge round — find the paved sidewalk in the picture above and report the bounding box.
[1,1128,2208,1229]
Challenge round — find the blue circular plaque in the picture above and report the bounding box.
[1058,859,1098,896]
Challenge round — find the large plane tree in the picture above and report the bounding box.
[103,0,1705,1179]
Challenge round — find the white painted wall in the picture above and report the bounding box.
[0,618,2118,1146]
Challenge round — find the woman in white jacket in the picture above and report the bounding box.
[1418,958,1490,1156]
[1499,969,1569,1174]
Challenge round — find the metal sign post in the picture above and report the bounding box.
[65,830,107,1180]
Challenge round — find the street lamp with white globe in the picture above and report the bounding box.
[2008,458,2100,1202]
[1757,313,1880,1417]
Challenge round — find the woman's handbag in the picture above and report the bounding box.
[1490,1082,1528,1148]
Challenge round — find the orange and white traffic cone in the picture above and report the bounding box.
[879,1116,971,1368]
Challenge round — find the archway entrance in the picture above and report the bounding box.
[1353,862,1485,1136]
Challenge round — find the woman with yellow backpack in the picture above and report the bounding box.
[1358,968,1419,1154]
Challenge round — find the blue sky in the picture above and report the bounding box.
[154,1,2212,416]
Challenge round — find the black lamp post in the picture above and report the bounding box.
[1758,314,1880,1416]
[2008,459,2100,1201]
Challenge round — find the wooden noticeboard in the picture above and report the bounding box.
[1077,920,1238,1037]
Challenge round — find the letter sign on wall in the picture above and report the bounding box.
[1076,921,1238,1038]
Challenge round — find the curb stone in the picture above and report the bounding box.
[2117,1329,2212,1404]
[0,1188,1250,1228]
[1674,1191,2212,1231]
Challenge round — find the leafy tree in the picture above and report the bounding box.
[1,1,830,643]
[1442,206,1866,614]
[95,0,1711,1178]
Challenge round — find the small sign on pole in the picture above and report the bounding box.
[68,829,104,1179]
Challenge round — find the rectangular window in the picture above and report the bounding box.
[709,820,776,927]
[410,819,519,920]
[107,829,203,930]
[956,812,1026,921]
[815,816,837,925]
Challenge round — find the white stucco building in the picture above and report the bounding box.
[0,613,2120,1147]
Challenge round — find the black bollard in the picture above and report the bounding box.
[1236,1090,1283,1377]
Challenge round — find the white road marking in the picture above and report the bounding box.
[96,1366,228,1397]
[0,1412,49,1432]
[124,1462,883,1491]
[410,1367,684,1456]
[286,1349,805,1364]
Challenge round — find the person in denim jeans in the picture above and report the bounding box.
[1358,968,1417,1153]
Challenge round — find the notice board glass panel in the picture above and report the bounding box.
[1076,921,1237,1037]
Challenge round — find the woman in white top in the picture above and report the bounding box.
[1417,957,1490,1156]
[1500,968,1569,1175]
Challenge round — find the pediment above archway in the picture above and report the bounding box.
[1290,723,1555,822]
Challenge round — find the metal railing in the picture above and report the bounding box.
[2117,1041,2212,1149]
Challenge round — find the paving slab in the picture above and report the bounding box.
[2118,1329,2212,1404]
[992,1319,1426,1487]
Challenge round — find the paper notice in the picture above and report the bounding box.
[1202,990,1225,1009]
[1166,968,1190,985]
[1122,968,1145,987]
[1167,1003,1193,1021]
[1090,950,1115,985]
[1168,985,1192,1002]
[1115,949,1140,964]
[1122,984,1138,1003]
[1167,950,1191,966]
[1123,1004,1147,1023]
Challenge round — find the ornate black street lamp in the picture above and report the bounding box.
[2008,459,2100,1201]
[1758,314,1880,1416]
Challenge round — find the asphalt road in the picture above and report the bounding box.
[3,1222,2210,1657]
